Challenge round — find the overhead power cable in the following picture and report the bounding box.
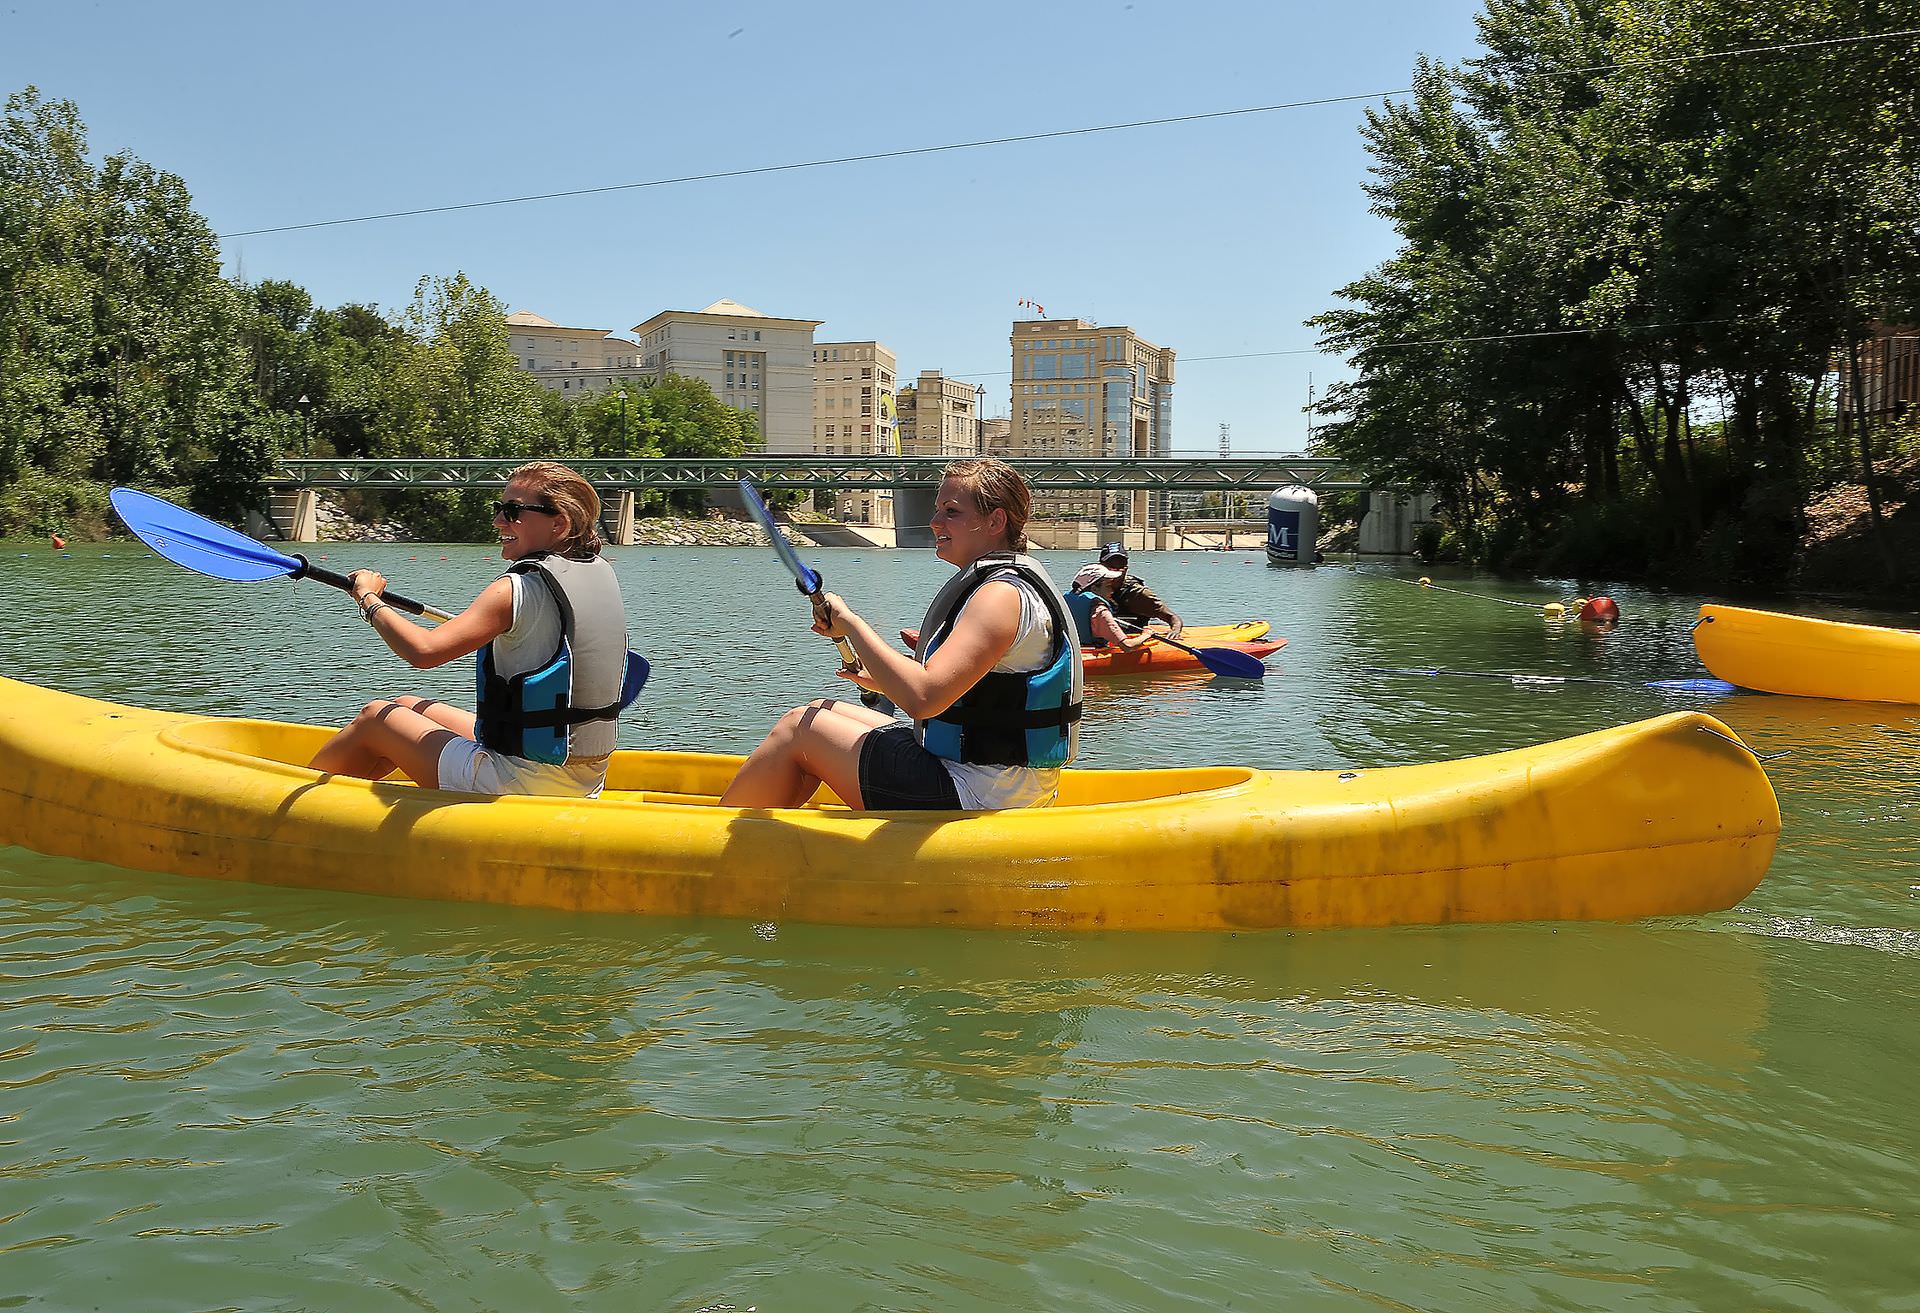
[218,28,1920,239]
[524,315,1758,399]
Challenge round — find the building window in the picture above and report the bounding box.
[753,331,761,341]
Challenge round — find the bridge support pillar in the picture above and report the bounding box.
[604,490,636,546]
[892,484,936,548]
[1357,491,1437,554]
[265,487,319,542]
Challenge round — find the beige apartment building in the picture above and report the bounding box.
[630,299,822,452]
[897,371,980,459]
[507,311,648,395]
[979,415,1012,457]
[812,341,897,456]
[813,340,898,523]
[1008,318,1176,525]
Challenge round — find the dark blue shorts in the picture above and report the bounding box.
[858,724,962,811]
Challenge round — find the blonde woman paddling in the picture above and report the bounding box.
[309,461,645,796]
[722,458,1083,811]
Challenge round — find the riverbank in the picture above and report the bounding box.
[1789,455,1920,598]
[308,493,772,547]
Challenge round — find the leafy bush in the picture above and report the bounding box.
[0,471,116,539]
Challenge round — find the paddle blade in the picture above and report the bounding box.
[737,479,822,594]
[1647,678,1738,694]
[110,487,300,582]
[1190,644,1269,679]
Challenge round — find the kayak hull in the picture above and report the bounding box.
[1083,636,1283,676]
[0,676,1780,932]
[1694,604,1920,704]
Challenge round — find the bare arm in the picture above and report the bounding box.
[1093,605,1150,651]
[355,570,516,671]
[817,582,1022,720]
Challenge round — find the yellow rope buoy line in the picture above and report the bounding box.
[1340,565,1619,622]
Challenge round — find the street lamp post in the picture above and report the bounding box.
[296,394,313,456]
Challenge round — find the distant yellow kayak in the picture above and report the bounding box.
[0,675,1779,932]
[1694,604,1920,704]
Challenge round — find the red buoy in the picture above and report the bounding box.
[50,534,66,549]
[1580,596,1621,623]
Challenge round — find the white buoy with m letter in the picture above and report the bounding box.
[1266,484,1320,567]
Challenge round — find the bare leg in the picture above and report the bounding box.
[720,699,894,809]
[309,698,462,787]
[391,696,477,739]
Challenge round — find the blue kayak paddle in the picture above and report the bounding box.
[737,479,880,707]
[1116,619,1269,679]
[1368,665,1735,694]
[110,487,453,621]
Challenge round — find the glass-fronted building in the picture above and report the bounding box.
[1008,318,1176,527]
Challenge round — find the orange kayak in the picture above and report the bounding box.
[1083,630,1285,676]
[897,621,1284,677]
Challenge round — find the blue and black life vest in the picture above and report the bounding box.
[912,553,1083,770]
[474,554,648,766]
[1062,587,1107,649]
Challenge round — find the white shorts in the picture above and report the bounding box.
[435,737,608,799]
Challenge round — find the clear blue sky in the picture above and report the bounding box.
[2,0,1487,453]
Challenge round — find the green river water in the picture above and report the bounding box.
[0,543,1915,1311]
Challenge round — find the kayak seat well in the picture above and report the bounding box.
[160,719,1257,809]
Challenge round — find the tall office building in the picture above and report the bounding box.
[1008,318,1175,524]
[896,371,979,458]
[630,299,822,452]
[813,340,899,523]
[812,341,898,455]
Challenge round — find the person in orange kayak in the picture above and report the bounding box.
[1064,562,1153,651]
[1096,542,1184,639]
[307,461,645,796]
[722,458,1082,812]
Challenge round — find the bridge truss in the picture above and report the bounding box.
[269,456,1375,494]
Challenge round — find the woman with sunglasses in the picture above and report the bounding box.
[721,458,1083,812]
[308,461,644,797]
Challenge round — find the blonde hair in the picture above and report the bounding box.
[509,461,604,558]
[942,458,1030,550]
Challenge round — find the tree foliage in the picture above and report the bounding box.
[0,86,757,539]
[1311,0,1920,588]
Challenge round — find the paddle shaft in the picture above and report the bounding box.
[737,479,878,706]
[291,556,453,622]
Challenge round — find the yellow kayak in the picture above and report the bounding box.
[0,675,1779,932]
[1149,621,1271,644]
[1694,604,1920,704]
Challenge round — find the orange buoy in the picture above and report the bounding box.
[50,534,65,549]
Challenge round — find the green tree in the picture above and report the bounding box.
[1309,0,1920,587]
[1,86,268,514]
[399,272,556,458]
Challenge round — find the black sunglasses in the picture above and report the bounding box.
[493,499,561,523]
